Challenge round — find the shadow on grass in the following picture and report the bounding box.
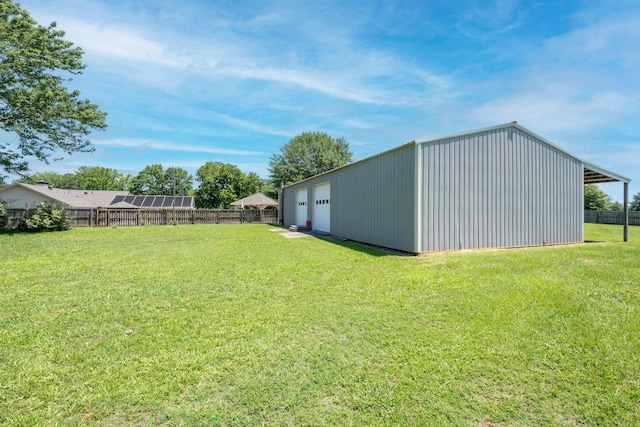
[0,228,21,236]
[316,234,414,257]
[0,227,71,236]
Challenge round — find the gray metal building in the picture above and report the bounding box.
[281,123,631,253]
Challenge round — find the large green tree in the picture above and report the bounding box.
[74,166,130,191]
[268,131,352,185]
[130,164,192,195]
[584,184,612,210]
[258,178,278,200]
[16,166,130,190]
[630,192,640,211]
[16,170,78,188]
[0,1,107,177]
[130,164,166,195]
[164,166,193,196]
[195,162,258,208]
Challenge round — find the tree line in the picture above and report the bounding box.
[584,184,640,211]
[2,2,638,212]
[9,163,267,209]
[3,130,354,209]
[1,2,354,209]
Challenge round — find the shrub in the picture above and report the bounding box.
[18,202,71,232]
[0,200,7,228]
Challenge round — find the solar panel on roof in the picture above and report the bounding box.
[124,195,135,204]
[141,196,154,207]
[182,197,191,207]
[112,195,125,203]
[133,196,145,206]
[162,197,173,207]
[152,196,163,207]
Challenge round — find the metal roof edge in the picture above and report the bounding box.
[283,141,416,189]
[418,121,630,184]
[583,161,631,183]
[415,122,519,144]
[510,123,631,183]
[283,122,630,188]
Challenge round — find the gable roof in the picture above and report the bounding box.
[230,193,278,208]
[284,122,630,189]
[0,183,129,208]
[416,122,630,184]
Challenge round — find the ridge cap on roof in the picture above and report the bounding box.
[416,121,630,183]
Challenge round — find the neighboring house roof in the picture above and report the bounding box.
[0,183,195,210]
[231,193,278,209]
[107,195,194,209]
[0,183,129,208]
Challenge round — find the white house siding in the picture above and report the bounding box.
[420,126,584,252]
[0,187,53,209]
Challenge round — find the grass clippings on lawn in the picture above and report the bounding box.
[1,224,639,426]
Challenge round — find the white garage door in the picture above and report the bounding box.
[295,188,308,226]
[312,182,331,233]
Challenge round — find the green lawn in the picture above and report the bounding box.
[1,224,638,426]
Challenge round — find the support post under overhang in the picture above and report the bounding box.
[623,182,629,242]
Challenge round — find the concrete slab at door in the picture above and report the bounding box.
[295,188,308,226]
[312,182,331,233]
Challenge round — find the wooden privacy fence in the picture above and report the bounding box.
[584,210,640,226]
[6,208,278,228]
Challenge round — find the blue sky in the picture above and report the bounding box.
[12,0,640,200]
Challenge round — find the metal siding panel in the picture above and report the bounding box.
[420,127,583,252]
[330,144,416,252]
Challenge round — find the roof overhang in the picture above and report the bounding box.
[583,161,630,184]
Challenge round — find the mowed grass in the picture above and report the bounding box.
[1,224,639,426]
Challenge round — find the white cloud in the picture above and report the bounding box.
[466,88,631,133]
[544,16,640,65]
[93,138,263,156]
[35,8,455,107]
[54,19,191,68]
[454,0,530,38]
[204,112,294,138]
[463,9,640,134]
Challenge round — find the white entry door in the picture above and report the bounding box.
[312,182,331,233]
[295,188,308,226]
